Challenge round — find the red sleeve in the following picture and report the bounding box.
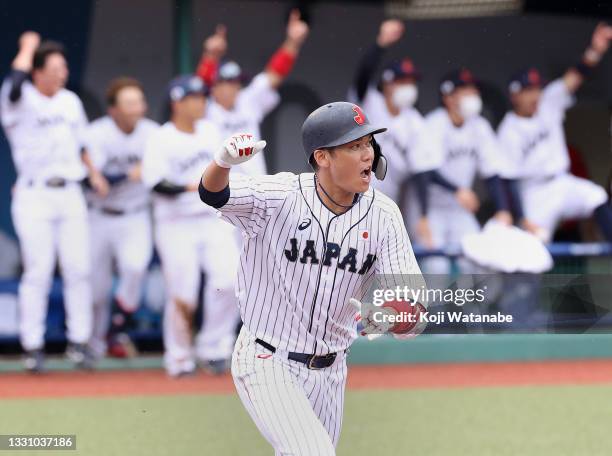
[266,47,296,78]
[196,55,218,87]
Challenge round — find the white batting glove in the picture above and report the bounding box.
[350,298,390,341]
[215,133,267,169]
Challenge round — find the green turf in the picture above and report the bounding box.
[1,385,612,455]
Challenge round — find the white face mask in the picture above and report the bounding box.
[391,84,418,109]
[458,94,482,119]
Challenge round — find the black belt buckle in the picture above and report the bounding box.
[101,207,126,216]
[307,353,336,370]
[46,177,67,188]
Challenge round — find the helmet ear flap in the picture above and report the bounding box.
[371,137,387,181]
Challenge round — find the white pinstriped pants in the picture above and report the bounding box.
[232,327,347,455]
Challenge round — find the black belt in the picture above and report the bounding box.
[255,338,337,370]
[99,205,147,216]
[27,177,68,188]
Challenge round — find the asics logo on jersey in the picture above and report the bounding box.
[284,238,376,275]
[298,218,311,230]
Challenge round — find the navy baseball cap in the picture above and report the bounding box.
[381,58,420,83]
[439,68,478,95]
[508,67,543,93]
[217,61,246,83]
[167,75,208,101]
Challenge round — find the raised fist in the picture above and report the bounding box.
[286,9,309,46]
[203,24,227,59]
[215,133,267,168]
[590,22,612,55]
[19,31,41,52]
[376,19,404,48]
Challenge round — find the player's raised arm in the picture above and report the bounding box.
[352,19,404,102]
[563,22,612,93]
[3,31,40,104]
[199,133,267,204]
[264,9,309,89]
[195,24,227,87]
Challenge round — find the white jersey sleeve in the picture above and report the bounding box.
[374,194,427,306]
[540,78,574,119]
[237,72,281,123]
[141,131,171,189]
[375,197,422,276]
[496,115,524,179]
[474,118,502,179]
[218,172,296,237]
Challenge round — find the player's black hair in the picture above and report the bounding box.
[32,41,66,71]
[106,77,144,106]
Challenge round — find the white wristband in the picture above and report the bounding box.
[214,157,232,169]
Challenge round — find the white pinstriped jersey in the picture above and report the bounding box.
[217,172,423,355]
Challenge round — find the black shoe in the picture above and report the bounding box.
[66,342,95,370]
[200,358,231,376]
[110,299,136,335]
[23,349,45,373]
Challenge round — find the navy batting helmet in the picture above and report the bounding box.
[301,101,388,180]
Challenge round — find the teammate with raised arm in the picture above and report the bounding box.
[196,9,309,175]
[497,23,612,242]
[1,32,100,371]
[141,75,239,377]
[349,19,439,246]
[83,77,159,359]
[199,102,426,454]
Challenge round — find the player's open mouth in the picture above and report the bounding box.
[360,167,371,182]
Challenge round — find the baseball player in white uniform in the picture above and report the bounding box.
[349,19,440,246]
[83,77,159,359]
[199,101,427,454]
[497,23,612,242]
[0,32,103,372]
[141,75,240,377]
[196,10,309,176]
[420,69,513,272]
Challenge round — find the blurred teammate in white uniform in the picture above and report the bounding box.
[83,78,158,359]
[422,69,512,272]
[348,19,439,246]
[497,23,612,242]
[0,32,105,371]
[196,10,309,176]
[142,75,239,377]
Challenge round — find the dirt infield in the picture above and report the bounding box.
[3,359,612,399]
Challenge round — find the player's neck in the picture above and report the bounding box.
[384,96,400,117]
[315,172,355,215]
[216,98,236,111]
[111,116,136,135]
[447,108,465,127]
[33,82,59,98]
[172,116,196,134]
[513,108,534,118]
